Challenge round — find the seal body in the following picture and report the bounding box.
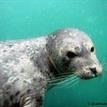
[0,28,102,107]
[0,37,49,107]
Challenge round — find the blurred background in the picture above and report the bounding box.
[0,0,107,107]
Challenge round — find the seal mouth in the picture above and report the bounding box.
[75,69,100,80]
[74,63,103,80]
[80,74,97,80]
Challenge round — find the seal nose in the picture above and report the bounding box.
[90,67,97,76]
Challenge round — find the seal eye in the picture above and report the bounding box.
[66,51,77,58]
[90,47,94,52]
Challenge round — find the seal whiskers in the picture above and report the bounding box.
[67,79,79,89]
[57,75,79,88]
[48,74,76,84]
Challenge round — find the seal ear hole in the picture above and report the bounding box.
[66,51,77,58]
[90,47,94,52]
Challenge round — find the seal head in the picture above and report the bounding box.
[47,28,102,79]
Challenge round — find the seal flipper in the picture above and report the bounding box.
[20,94,43,107]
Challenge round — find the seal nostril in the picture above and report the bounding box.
[90,68,97,76]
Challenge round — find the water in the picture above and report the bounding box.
[0,0,107,107]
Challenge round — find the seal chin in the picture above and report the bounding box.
[80,73,97,80]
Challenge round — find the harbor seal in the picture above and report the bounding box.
[0,28,102,107]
